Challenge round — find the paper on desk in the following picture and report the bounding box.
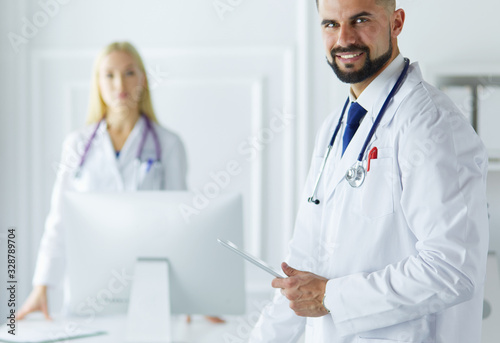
[0,317,106,343]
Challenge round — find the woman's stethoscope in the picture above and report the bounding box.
[308,58,410,205]
[74,114,162,181]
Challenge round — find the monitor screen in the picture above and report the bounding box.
[61,191,245,317]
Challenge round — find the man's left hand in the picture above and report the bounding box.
[272,262,330,317]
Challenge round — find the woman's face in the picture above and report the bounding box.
[98,50,145,112]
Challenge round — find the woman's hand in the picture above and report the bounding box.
[204,316,225,323]
[186,315,225,324]
[16,285,51,320]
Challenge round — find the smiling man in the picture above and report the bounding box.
[249,0,489,342]
[322,0,402,96]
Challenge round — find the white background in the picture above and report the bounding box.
[0,0,499,340]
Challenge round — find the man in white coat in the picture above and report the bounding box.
[249,0,489,342]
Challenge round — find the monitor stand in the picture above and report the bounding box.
[126,258,172,342]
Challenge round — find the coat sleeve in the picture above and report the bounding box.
[249,179,320,342]
[32,134,80,287]
[248,189,313,342]
[324,95,489,335]
[249,117,335,342]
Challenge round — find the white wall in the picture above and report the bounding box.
[398,0,500,255]
[0,0,318,306]
[0,0,31,321]
[399,0,500,70]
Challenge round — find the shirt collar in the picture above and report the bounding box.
[348,54,405,116]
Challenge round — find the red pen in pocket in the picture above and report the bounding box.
[367,147,378,172]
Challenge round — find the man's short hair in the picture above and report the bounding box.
[315,0,396,12]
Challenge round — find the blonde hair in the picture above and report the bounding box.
[86,41,158,124]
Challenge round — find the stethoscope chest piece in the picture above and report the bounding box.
[74,167,82,179]
[345,160,366,188]
[306,58,410,204]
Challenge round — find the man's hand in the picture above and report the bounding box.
[272,262,330,317]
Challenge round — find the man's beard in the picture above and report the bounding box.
[327,39,393,84]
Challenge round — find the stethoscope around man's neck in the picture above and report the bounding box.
[308,57,410,205]
[74,114,162,178]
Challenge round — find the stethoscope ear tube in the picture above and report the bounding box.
[307,99,350,205]
[308,145,334,205]
[307,197,320,205]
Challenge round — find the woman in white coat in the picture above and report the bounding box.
[17,41,188,319]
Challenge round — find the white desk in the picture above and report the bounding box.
[0,314,255,343]
[0,287,280,343]
[68,314,249,342]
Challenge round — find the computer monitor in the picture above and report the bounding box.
[61,191,245,317]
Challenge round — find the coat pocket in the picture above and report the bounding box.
[356,156,394,219]
[356,314,434,343]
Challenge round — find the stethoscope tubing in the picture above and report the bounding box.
[308,58,410,203]
[329,98,350,147]
[78,119,102,171]
[75,114,161,177]
[307,99,349,204]
[139,114,162,161]
[356,58,410,162]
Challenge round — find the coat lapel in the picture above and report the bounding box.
[101,122,126,190]
[116,116,144,167]
[377,63,423,128]
[323,62,424,200]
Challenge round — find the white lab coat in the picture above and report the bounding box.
[33,116,187,286]
[250,59,489,343]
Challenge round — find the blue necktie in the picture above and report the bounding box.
[342,102,367,156]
